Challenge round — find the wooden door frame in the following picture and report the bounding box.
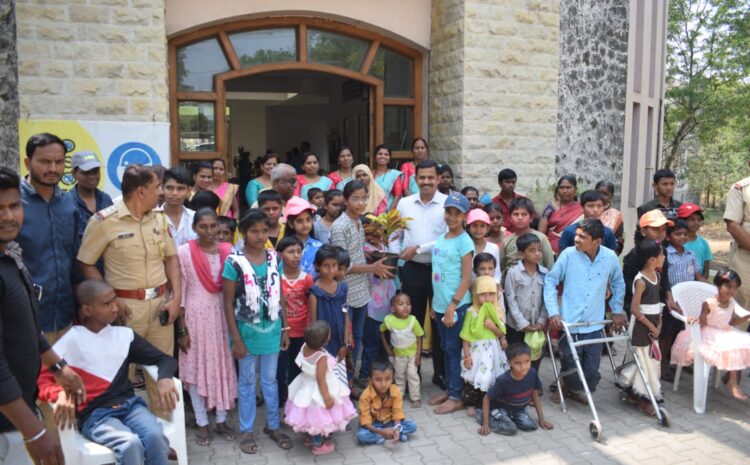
[168,16,423,167]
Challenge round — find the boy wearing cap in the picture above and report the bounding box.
[429,192,473,414]
[680,203,713,279]
[69,151,113,247]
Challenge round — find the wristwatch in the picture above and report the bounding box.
[49,358,68,374]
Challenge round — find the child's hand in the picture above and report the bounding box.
[478,424,492,436]
[280,332,290,351]
[483,319,498,332]
[415,353,421,366]
[323,395,335,409]
[539,419,554,430]
[687,316,699,324]
[53,391,76,430]
[649,325,660,339]
[500,336,508,350]
[385,347,394,357]
[337,346,348,361]
[232,342,249,360]
[177,333,191,354]
[463,355,473,370]
[443,304,457,328]
[156,379,179,412]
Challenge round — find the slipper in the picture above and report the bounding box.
[239,433,257,454]
[194,428,210,447]
[214,422,236,441]
[264,427,293,450]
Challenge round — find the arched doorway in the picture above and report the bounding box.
[168,17,424,169]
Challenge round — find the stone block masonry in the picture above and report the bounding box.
[429,0,559,198]
[15,0,168,122]
[556,0,628,196]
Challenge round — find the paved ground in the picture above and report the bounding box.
[182,343,750,465]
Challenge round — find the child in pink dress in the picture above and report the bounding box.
[177,208,237,445]
[284,321,357,455]
[671,269,750,400]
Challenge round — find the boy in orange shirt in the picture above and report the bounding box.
[356,360,417,444]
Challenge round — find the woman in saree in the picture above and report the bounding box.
[211,158,239,218]
[538,175,582,254]
[244,152,278,207]
[294,152,333,200]
[327,147,354,190]
[372,144,403,211]
[400,137,429,196]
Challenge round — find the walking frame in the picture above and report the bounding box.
[546,319,670,441]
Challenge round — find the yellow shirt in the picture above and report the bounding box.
[77,200,176,290]
[358,384,404,426]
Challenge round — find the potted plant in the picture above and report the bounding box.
[363,210,412,268]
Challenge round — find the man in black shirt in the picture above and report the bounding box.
[0,167,85,465]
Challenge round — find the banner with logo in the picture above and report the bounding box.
[18,120,170,198]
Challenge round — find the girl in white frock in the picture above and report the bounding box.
[284,321,357,455]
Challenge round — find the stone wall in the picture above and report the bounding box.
[430,0,560,198]
[429,0,465,171]
[0,2,19,167]
[556,0,628,194]
[15,0,168,122]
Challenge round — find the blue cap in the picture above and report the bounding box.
[444,192,470,213]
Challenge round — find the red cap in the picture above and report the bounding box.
[677,203,703,219]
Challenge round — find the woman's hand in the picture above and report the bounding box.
[177,334,191,353]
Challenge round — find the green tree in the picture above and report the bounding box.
[663,0,750,171]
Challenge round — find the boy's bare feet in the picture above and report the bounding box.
[434,398,463,414]
[428,392,448,406]
[466,405,476,417]
[411,400,421,408]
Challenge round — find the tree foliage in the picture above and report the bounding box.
[663,0,750,201]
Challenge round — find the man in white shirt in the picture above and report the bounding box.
[397,159,448,388]
[161,167,197,247]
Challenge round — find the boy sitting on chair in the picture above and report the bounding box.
[38,279,179,465]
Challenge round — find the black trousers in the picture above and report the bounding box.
[399,261,444,382]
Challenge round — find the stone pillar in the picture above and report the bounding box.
[556,0,629,193]
[15,0,168,122]
[429,0,559,198]
[0,1,19,168]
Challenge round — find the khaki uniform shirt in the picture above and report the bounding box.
[724,177,750,237]
[77,200,176,290]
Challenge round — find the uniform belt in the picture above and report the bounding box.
[114,284,167,301]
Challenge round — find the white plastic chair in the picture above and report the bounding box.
[56,366,188,464]
[670,281,721,414]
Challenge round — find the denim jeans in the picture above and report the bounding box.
[359,317,386,382]
[559,330,603,394]
[239,352,280,433]
[350,304,367,369]
[356,419,417,444]
[81,396,169,465]
[277,337,304,404]
[434,304,468,400]
[475,407,537,436]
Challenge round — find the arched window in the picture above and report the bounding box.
[168,17,423,167]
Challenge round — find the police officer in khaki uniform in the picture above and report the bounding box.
[724,174,750,311]
[77,164,181,418]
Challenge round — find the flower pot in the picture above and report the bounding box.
[368,251,400,269]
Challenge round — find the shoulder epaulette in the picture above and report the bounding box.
[94,205,118,221]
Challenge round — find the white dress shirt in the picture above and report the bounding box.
[164,206,197,247]
[396,191,447,263]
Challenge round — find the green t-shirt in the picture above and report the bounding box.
[380,314,424,357]
[222,258,281,355]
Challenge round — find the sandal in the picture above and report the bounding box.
[264,427,293,450]
[311,441,335,455]
[239,433,257,454]
[214,422,236,441]
[194,428,210,447]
